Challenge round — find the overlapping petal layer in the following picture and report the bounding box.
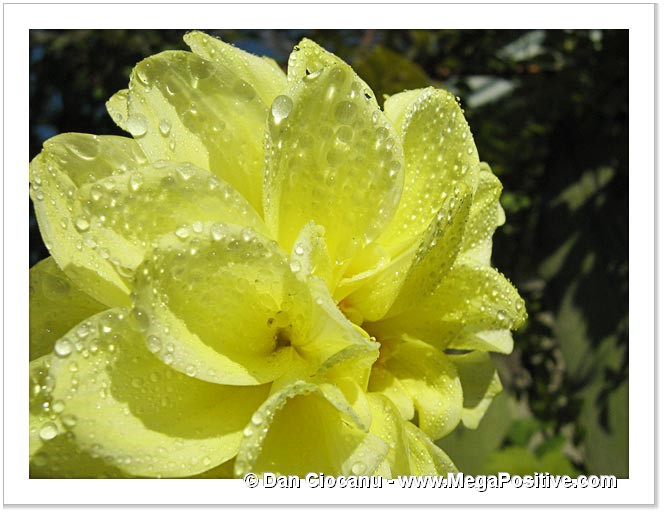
[29,33,526,478]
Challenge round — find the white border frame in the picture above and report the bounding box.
[3,1,655,506]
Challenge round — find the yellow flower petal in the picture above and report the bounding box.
[448,351,503,429]
[31,357,128,478]
[263,64,404,272]
[290,221,334,289]
[127,51,268,211]
[458,163,505,266]
[370,265,526,352]
[404,422,458,475]
[30,257,106,360]
[75,160,267,274]
[106,89,130,132]
[381,338,463,440]
[368,393,411,475]
[184,31,287,107]
[30,134,148,306]
[235,380,387,477]
[342,182,471,321]
[133,223,308,385]
[368,366,415,421]
[287,38,376,103]
[134,223,370,386]
[43,308,269,477]
[379,88,480,255]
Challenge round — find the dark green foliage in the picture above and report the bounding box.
[29,29,629,477]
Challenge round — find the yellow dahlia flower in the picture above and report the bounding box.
[29,32,526,478]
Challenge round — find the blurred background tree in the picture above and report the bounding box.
[29,29,629,477]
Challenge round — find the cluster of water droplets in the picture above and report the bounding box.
[388,89,480,243]
[264,64,403,267]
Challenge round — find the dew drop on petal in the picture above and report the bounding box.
[334,101,357,125]
[74,216,90,232]
[234,79,256,102]
[62,414,78,428]
[351,462,366,475]
[54,338,72,357]
[271,95,293,124]
[39,422,58,441]
[158,119,171,136]
[127,114,148,137]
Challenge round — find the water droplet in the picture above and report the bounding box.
[185,365,197,377]
[147,335,162,353]
[129,173,144,192]
[67,137,100,161]
[234,79,256,102]
[54,339,72,357]
[74,216,90,232]
[351,462,366,475]
[336,125,353,143]
[76,324,91,338]
[39,422,58,441]
[271,95,293,124]
[175,227,190,240]
[387,160,401,177]
[131,308,150,332]
[62,414,78,428]
[210,223,226,241]
[176,164,196,181]
[158,119,171,136]
[127,114,148,137]
[289,260,302,273]
[334,101,357,124]
[294,245,304,256]
[52,400,65,413]
[136,63,151,86]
